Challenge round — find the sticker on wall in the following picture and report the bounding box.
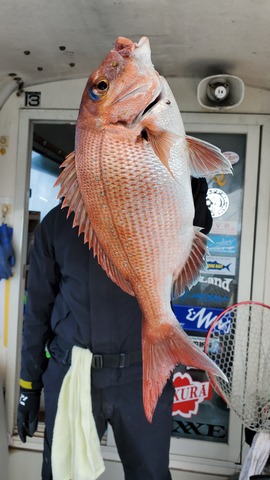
[211,174,228,188]
[177,290,231,307]
[203,255,236,276]
[207,234,238,255]
[211,220,238,236]
[172,304,223,333]
[222,151,240,165]
[25,91,41,107]
[172,372,212,418]
[206,188,229,218]
[198,274,234,293]
[171,368,229,443]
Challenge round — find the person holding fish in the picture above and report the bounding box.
[17,37,230,480]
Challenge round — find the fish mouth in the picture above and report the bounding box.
[135,36,149,47]
[112,36,164,127]
[115,36,150,58]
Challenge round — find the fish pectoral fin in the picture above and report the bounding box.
[186,135,233,177]
[172,228,208,299]
[142,317,227,423]
[141,121,179,177]
[55,152,135,297]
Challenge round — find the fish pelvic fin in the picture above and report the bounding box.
[172,228,207,299]
[186,135,233,177]
[142,317,226,423]
[54,152,135,296]
[141,120,179,177]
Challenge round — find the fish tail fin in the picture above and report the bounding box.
[142,318,226,423]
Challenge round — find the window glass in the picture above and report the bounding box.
[171,133,246,443]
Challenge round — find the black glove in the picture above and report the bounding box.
[17,389,41,443]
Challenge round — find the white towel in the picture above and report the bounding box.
[239,431,270,479]
[51,346,105,480]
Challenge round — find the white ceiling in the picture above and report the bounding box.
[1,0,270,108]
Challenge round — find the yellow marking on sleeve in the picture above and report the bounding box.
[19,379,33,389]
[3,278,10,347]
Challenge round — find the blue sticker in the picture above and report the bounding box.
[207,235,237,255]
[172,304,225,334]
[181,291,230,305]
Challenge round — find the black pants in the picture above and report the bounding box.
[42,356,174,480]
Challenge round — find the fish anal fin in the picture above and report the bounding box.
[172,228,207,299]
[98,250,135,296]
[186,135,233,177]
[141,120,179,176]
[142,317,226,423]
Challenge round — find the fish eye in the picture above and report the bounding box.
[96,80,108,91]
[89,77,109,100]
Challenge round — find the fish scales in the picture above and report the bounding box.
[55,36,232,422]
[77,132,189,297]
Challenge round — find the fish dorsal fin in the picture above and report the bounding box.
[186,135,233,177]
[54,152,135,297]
[172,228,207,299]
[141,120,179,176]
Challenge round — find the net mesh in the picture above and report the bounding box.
[205,301,270,432]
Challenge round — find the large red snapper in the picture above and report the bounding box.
[55,36,231,422]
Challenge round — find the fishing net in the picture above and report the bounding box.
[204,301,270,432]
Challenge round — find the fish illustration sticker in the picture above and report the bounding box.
[204,255,236,276]
[207,234,237,255]
[206,188,229,218]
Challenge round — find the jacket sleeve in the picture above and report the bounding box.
[20,209,60,390]
[191,177,213,235]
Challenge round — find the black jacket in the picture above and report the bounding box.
[20,177,212,389]
[21,204,143,389]
[192,177,212,234]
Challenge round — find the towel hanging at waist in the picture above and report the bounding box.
[51,346,105,480]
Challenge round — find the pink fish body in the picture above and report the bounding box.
[56,36,231,422]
